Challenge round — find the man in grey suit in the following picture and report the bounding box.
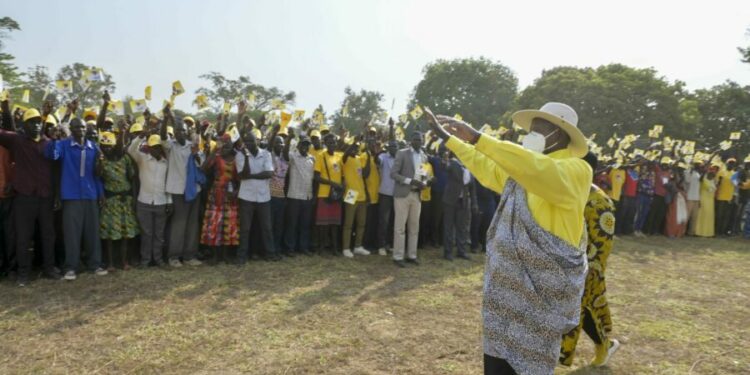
[390,132,428,267]
[442,152,477,261]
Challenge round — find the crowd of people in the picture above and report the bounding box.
[1,88,748,373]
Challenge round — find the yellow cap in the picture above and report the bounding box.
[22,108,42,122]
[744,155,750,163]
[130,122,144,133]
[660,156,673,165]
[368,126,377,133]
[320,124,330,132]
[44,115,58,127]
[99,132,117,146]
[136,115,145,124]
[167,126,174,136]
[251,129,262,139]
[86,120,96,127]
[677,161,688,169]
[147,134,162,147]
[183,116,195,124]
[83,108,97,120]
[104,117,114,124]
[310,129,321,138]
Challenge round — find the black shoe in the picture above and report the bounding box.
[393,260,407,268]
[405,258,420,266]
[137,263,149,270]
[250,254,261,261]
[457,253,471,260]
[443,255,454,261]
[283,251,296,258]
[235,258,247,266]
[301,250,313,256]
[43,268,63,280]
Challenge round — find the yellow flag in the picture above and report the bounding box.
[409,105,423,120]
[398,114,408,124]
[56,80,73,93]
[653,124,664,133]
[55,105,66,119]
[280,111,293,130]
[222,102,231,113]
[395,126,405,141]
[172,81,185,97]
[454,113,463,121]
[729,132,741,140]
[0,89,8,101]
[607,138,616,148]
[292,109,305,122]
[341,103,349,117]
[108,100,125,116]
[313,110,325,124]
[648,129,658,138]
[479,124,492,133]
[145,86,152,100]
[271,98,286,110]
[21,89,30,103]
[129,99,148,113]
[719,140,732,151]
[194,95,208,109]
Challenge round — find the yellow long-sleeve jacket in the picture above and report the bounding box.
[445,134,592,247]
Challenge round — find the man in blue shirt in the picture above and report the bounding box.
[46,118,107,280]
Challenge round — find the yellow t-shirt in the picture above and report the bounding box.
[716,168,734,201]
[420,162,434,202]
[609,168,626,201]
[446,135,592,247]
[342,154,367,203]
[314,151,343,198]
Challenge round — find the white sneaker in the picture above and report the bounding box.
[342,249,354,258]
[378,248,387,256]
[64,271,77,280]
[95,267,108,276]
[184,258,203,266]
[353,247,370,255]
[169,259,183,267]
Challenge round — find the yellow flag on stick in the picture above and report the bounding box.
[194,95,209,109]
[271,98,286,110]
[648,129,658,138]
[395,126,405,141]
[56,80,73,93]
[129,99,148,113]
[292,109,305,122]
[247,92,256,107]
[341,103,349,117]
[729,132,741,140]
[145,86,152,101]
[479,124,492,133]
[222,102,231,113]
[172,81,185,97]
[653,124,664,134]
[454,113,463,121]
[719,140,733,151]
[398,114,408,124]
[21,89,30,103]
[280,111,293,131]
[409,105,423,120]
[313,110,324,124]
[108,100,125,116]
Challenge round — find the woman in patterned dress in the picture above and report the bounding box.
[97,131,139,271]
[200,134,239,264]
[560,152,620,367]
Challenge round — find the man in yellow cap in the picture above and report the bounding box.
[715,158,737,236]
[426,102,592,374]
[0,100,62,286]
[128,132,171,268]
[45,117,108,281]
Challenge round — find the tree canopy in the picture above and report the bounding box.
[331,87,385,133]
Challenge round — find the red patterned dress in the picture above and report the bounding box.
[200,156,240,246]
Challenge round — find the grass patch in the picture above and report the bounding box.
[0,237,748,374]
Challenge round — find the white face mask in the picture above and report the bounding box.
[521,129,559,153]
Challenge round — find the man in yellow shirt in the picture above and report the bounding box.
[715,158,736,236]
[425,102,592,375]
[341,143,371,258]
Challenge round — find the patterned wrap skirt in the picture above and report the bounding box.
[315,198,342,226]
[100,193,139,240]
[200,187,240,246]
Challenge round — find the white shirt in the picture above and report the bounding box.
[163,139,195,195]
[287,149,315,200]
[128,139,171,205]
[685,169,701,201]
[235,149,274,203]
[404,148,426,185]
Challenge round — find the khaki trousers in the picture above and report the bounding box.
[393,192,421,261]
[342,201,367,250]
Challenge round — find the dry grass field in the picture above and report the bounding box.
[1,236,748,374]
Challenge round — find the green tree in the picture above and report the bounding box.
[739,28,750,64]
[514,64,687,141]
[195,72,295,113]
[331,87,384,133]
[19,65,53,108]
[0,17,22,87]
[410,57,518,128]
[55,63,116,109]
[693,81,750,156]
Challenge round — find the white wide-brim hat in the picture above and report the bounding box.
[512,102,588,158]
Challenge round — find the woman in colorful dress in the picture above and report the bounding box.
[560,152,619,367]
[97,131,139,271]
[200,134,240,264]
[665,162,689,238]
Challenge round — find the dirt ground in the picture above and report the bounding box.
[0,236,748,374]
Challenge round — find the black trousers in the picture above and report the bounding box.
[616,196,636,235]
[14,195,56,277]
[484,354,517,375]
[284,198,314,253]
[444,202,470,257]
[0,197,15,275]
[363,203,379,250]
[239,200,275,260]
[429,196,444,245]
[715,200,732,235]
[376,194,394,249]
[644,195,667,235]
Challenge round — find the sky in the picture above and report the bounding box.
[4,0,750,115]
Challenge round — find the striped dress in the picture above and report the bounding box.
[483,179,587,375]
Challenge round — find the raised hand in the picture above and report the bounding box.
[102,90,111,103]
[423,107,450,140]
